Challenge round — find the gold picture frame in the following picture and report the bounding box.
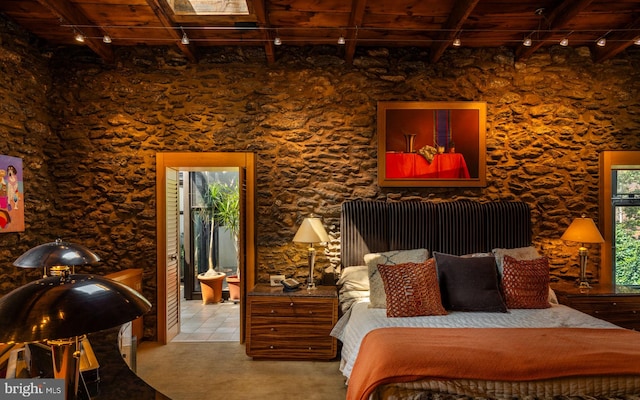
[377,101,487,187]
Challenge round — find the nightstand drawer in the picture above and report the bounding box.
[250,319,334,337]
[247,338,335,359]
[250,299,335,320]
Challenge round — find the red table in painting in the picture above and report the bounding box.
[386,153,471,179]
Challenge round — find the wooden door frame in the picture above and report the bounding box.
[156,152,256,344]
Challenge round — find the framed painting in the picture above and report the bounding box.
[0,155,24,232]
[377,101,487,187]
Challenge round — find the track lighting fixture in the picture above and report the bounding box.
[523,37,532,47]
[635,38,640,46]
[103,35,112,44]
[559,37,569,47]
[338,35,345,45]
[75,32,85,43]
[596,37,606,47]
[181,32,190,45]
[274,36,282,45]
[452,37,461,47]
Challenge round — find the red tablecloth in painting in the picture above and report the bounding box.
[386,153,470,179]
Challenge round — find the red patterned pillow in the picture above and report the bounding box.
[502,255,551,309]
[377,259,447,318]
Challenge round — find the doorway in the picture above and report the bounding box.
[156,152,256,345]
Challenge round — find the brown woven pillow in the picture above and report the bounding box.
[502,255,551,309]
[378,259,447,318]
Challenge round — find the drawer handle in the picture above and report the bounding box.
[270,328,276,331]
[270,310,275,314]
[308,347,312,350]
[290,302,294,307]
[309,311,313,315]
[612,302,617,306]
[269,345,274,349]
[594,311,599,314]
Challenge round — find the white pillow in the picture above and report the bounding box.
[492,246,540,276]
[336,265,369,291]
[364,248,429,308]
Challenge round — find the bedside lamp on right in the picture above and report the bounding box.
[561,215,605,290]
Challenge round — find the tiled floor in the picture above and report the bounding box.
[173,297,240,342]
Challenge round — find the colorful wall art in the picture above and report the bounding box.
[0,155,24,232]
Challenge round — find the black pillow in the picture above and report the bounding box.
[433,252,507,312]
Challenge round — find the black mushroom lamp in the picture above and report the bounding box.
[0,241,152,399]
[13,238,101,276]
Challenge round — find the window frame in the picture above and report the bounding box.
[599,151,640,285]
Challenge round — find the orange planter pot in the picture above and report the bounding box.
[227,275,240,302]
[197,272,226,304]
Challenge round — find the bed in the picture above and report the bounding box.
[331,200,640,400]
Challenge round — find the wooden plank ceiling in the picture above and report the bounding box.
[1,0,639,64]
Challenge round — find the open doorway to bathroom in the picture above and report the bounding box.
[176,169,241,342]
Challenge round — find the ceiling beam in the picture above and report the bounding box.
[345,0,367,65]
[593,17,640,63]
[35,0,114,63]
[145,0,197,64]
[515,0,594,60]
[429,0,480,63]
[251,0,275,64]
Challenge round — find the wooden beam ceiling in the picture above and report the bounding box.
[429,0,480,63]
[35,0,114,63]
[515,0,595,61]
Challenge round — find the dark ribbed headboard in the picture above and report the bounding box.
[340,200,531,268]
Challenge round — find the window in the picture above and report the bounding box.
[611,169,640,285]
[600,151,640,286]
[165,0,249,16]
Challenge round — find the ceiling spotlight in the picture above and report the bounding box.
[181,32,190,45]
[338,35,345,45]
[559,37,569,47]
[523,37,532,47]
[274,36,282,46]
[452,38,461,47]
[75,33,85,43]
[596,37,606,47]
[103,35,112,44]
[635,38,640,46]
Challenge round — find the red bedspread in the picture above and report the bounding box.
[346,327,640,400]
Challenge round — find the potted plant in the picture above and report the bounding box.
[211,182,241,302]
[192,180,239,303]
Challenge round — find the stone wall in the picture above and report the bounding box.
[0,17,59,291]
[1,14,640,339]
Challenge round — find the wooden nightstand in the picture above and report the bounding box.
[246,284,338,360]
[553,284,640,330]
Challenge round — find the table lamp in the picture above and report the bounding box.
[13,238,101,277]
[561,215,605,290]
[1,240,151,400]
[293,216,329,290]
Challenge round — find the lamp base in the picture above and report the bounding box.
[307,282,317,290]
[578,280,592,293]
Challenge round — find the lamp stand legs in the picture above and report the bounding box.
[578,246,591,292]
[50,337,81,400]
[307,246,316,290]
